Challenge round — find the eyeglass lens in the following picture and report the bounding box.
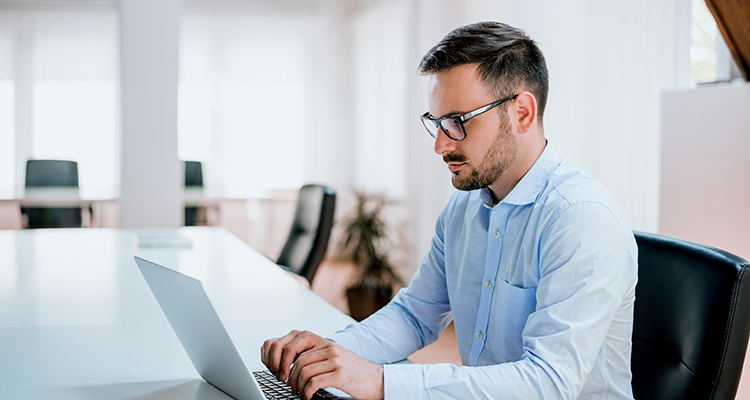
[422,117,466,141]
[440,118,465,140]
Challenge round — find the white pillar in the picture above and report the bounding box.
[119,0,182,228]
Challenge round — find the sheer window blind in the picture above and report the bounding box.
[179,12,311,198]
[0,9,118,199]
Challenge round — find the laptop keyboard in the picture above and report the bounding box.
[252,370,344,400]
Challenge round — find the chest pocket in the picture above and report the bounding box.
[489,280,537,362]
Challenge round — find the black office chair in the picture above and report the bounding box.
[21,159,83,229]
[184,161,203,187]
[277,184,336,285]
[184,161,204,226]
[632,232,750,400]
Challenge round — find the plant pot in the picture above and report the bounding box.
[346,284,393,322]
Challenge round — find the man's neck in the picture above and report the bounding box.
[488,138,547,205]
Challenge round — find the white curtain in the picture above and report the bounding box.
[0,14,13,198]
[0,9,118,199]
[178,10,313,199]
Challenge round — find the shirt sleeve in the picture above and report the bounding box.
[338,201,637,400]
[329,202,454,363]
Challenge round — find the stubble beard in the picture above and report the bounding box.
[449,115,517,191]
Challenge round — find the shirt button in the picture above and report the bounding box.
[485,281,492,288]
[476,332,484,340]
[493,230,500,238]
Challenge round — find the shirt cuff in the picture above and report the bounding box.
[384,364,424,400]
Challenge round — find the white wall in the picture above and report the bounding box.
[119,0,182,228]
[660,83,750,260]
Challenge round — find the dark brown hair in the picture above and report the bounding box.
[418,21,549,122]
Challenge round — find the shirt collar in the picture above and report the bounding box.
[472,143,561,216]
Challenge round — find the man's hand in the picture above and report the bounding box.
[261,330,329,382]
[261,330,384,400]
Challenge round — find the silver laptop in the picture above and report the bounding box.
[134,256,348,400]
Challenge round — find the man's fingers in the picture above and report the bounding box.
[260,330,300,375]
[287,344,335,393]
[260,330,331,383]
[278,331,324,381]
[302,371,339,400]
[282,341,384,400]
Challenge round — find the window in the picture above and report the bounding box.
[690,0,739,86]
[0,81,13,199]
[177,82,211,162]
[32,81,116,198]
[0,9,119,199]
[690,0,719,85]
[0,15,15,198]
[178,12,311,198]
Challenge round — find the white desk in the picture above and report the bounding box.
[0,227,354,399]
[1,188,116,228]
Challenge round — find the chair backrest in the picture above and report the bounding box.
[276,184,336,284]
[184,161,203,187]
[632,232,750,400]
[22,160,82,228]
[25,160,79,187]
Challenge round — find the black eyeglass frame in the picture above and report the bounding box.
[420,93,519,141]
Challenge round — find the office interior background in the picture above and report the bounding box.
[0,0,749,397]
[0,0,748,299]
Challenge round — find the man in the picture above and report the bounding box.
[262,21,637,400]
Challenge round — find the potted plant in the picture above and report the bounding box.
[338,192,402,322]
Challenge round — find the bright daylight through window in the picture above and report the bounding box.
[690,0,740,87]
[690,0,724,86]
[178,13,309,199]
[0,10,118,199]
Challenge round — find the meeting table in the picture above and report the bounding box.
[0,227,354,399]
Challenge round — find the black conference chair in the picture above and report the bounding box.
[21,159,84,229]
[632,231,750,400]
[184,161,204,226]
[184,161,203,187]
[277,184,336,285]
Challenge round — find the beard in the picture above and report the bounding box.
[444,114,517,191]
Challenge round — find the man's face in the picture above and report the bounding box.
[427,64,517,191]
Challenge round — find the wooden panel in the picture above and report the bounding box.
[706,0,750,80]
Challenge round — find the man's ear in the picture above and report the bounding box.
[512,92,537,134]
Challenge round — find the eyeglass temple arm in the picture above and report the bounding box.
[461,94,519,122]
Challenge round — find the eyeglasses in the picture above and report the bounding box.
[420,94,518,141]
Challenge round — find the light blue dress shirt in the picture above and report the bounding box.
[331,144,638,399]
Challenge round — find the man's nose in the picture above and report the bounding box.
[433,129,457,156]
